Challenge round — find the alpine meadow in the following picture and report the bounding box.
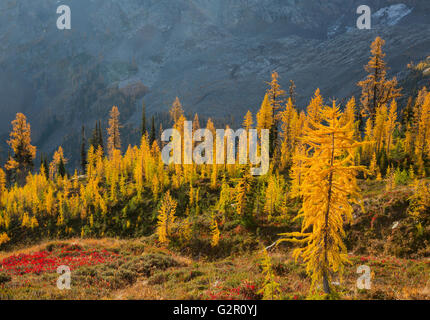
[0,1,430,302]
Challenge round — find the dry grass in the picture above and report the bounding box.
[1,237,429,300]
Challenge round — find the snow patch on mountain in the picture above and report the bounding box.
[373,4,413,26]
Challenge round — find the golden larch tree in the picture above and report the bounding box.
[243,110,254,160]
[257,94,273,132]
[6,113,36,185]
[358,37,402,122]
[415,92,430,171]
[107,106,121,158]
[156,191,177,245]
[49,146,68,180]
[385,99,398,153]
[306,89,324,127]
[278,101,365,294]
[170,97,184,126]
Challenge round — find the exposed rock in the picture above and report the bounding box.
[0,0,429,167]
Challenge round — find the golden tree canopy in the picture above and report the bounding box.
[107,106,121,157]
[6,113,36,172]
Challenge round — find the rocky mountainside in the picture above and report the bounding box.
[0,0,429,167]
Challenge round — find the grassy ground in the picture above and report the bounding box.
[0,180,429,300]
[0,237,428,300]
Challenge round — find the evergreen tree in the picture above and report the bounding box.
[98,120,104,152]
[89,122,99,149]
[149,116,156,145]
[402,96,414,128]
[58,156,67,178]
[141,99,147,137]
[40,153,49,180]
[266,71,286,158]
[80,125,87,174]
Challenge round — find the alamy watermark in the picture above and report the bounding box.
[357,5,372,30]
[56,5,372,31]
[57,265,71,290]
[56,5,71,30]
[161,122,270,176]
[357,265,371,290]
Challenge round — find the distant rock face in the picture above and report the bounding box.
[0,0,429,167]
[373,4,413,26]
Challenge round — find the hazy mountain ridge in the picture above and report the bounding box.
[0,0,429,168]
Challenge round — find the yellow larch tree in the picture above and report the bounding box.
[385,99,398,154]
[49,146,67,180]
[170,97,184,126]
[210,212,220,247]
[235,166,253,216]
[243,110,254,132]
[266,71,286,156]
[258,247,281,300]
[257,94,273,133]
[358,37,402,122]
[0,232,10,246]
[243,110,254,161]
[279,97,298,170]
[361,118,374,163]
[266,71,286,114]
[156,190,177,245]
[306,89,324,127]
[217,174,231,214]
[289,144,306,199]
[408,180,430,219]
[373,104,388,155]
[414,92,430,170]
[6,113,36,185]
[192,113,200,149]
[0,169,6,197]
[369,152,379,178]
[107,106,121,158]
[278,101,365,294]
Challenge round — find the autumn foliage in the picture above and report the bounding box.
[0,37,429,297]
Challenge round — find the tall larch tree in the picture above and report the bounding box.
[170,97,184,126]
[193,113,200,132]
[278,101,365,294]
[279,97,298,169]
[49,146,67,180]
[373,104,388,155]
[306,89,324,127]
[243,110,253,160]
[266,71,286,157]
[5,113,36,185]
[385,99,398,154]
[358,37,402,123]
[235,166,254,216]
[257,94,273,135]
[243,110,253,132]
[415,92,430,171]
[107,106,121,158]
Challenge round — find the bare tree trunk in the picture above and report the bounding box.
[323,272,331,294]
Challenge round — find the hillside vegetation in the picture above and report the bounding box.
[0,37,430,300]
